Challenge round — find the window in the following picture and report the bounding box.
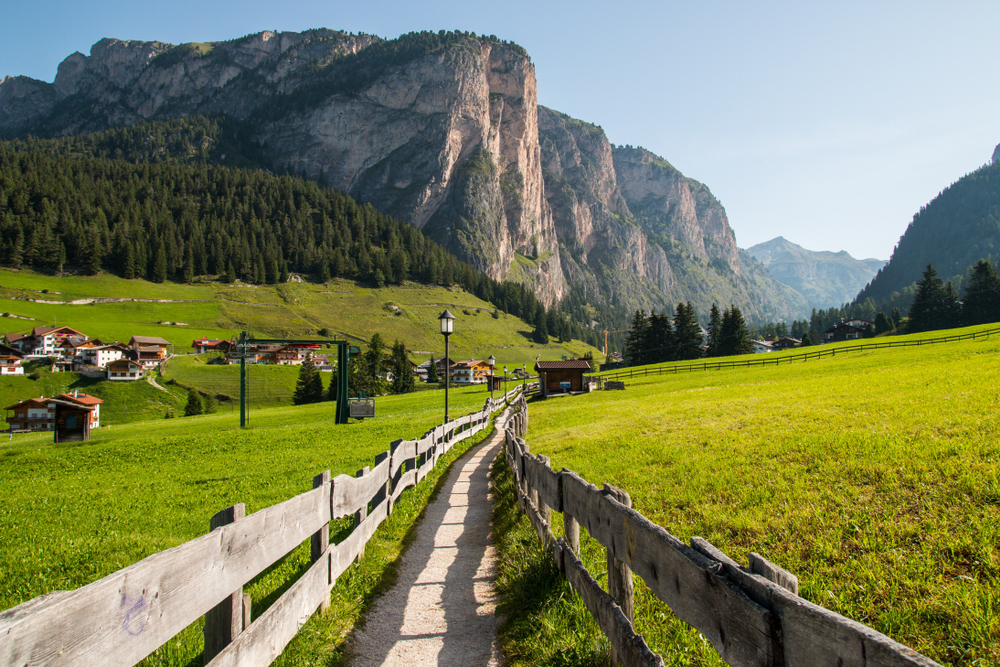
[66,414,77,429]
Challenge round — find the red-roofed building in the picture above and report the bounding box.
[5,397,56,432]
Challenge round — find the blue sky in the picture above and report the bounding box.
[3,0,998,260]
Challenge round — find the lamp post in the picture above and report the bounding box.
[503,365,508,396]
[439,310,455,423]
[522,364,526,392]
[487,354,496,401]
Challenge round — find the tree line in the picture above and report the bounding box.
[0,139,604,343]
[622,302,752,366]
[292,333,416,405]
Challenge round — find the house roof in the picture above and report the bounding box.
[130,336,172,346]
[107,358,141,369]
[33,326,84,337]
[59,392,104,406]
[5,397,52,411]
[4,333,27,343]
[0,343,23,357]
[535,360,592,371]
[47,398,95,412]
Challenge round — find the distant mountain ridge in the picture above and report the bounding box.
[0,28,808,325]
[747,237,884,309]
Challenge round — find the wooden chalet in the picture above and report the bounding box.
[128,336,172,368]
[5,397,56,432]
[534,359,593,398]
[58,391,104,428]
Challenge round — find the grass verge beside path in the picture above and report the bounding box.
[491,451,609,667]
[0,385,500,666]
[498,326,1000,667]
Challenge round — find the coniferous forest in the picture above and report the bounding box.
[0,122,601,348]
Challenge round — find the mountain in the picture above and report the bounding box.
[747,237,885,309]
[0,29,807,324]
[854,150,1000,309]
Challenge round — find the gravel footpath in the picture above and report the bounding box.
[346,413,508,667]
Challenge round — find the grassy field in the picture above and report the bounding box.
[0,382,502,666]
[500,324,1000,667]
[0,269,600,364]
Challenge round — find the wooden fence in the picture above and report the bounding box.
[0,387,523,667]
[596,324,1000,382]
[501,393,942,667]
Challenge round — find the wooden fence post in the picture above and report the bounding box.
[372,452,390,513]
[603,484,634,667]
[311,471,331,613]
[537,455,552,528]
[557,468,582,554]
[354,466,370,561]
[204,503,250,664]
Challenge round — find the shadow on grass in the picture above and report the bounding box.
[489,451,610,667]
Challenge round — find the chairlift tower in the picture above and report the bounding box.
[236,331,352,428]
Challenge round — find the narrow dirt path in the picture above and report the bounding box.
[347,413,508,667]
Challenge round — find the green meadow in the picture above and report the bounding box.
[0,382,501,666]
[497,325,1000,667]
[0,269,599,365]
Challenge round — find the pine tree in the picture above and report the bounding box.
[426,355,439,383]
[673,303,703,360]
[942,281,962,328]
[962,259,1000,325]
[389,340,415,394]
[647,311,673,364]
[184,388,204,416]
[706,304,722,357]
[907,264,947,333]
[623,310,649,366]
[293,354,322,405]
[152,246,168,283]
[874,311,893,335]
[718,305,751,356]
[532,307,549,344]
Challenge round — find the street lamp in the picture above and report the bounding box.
[487,354,496,401]
[522,363,526,392]
[439,310,455,423]
[503,365,508,395]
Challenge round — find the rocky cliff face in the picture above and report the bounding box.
[537,107,807,322]
[1,28,808,322]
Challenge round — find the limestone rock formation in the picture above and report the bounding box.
[1,28,810,322]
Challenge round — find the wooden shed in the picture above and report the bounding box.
[534,360,592,398]
[50,399,95,443]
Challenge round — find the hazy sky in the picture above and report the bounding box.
[3,0,998,261]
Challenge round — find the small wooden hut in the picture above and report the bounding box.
[534,360,592,398]
[51,399,95,443]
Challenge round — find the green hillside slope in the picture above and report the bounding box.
[855,157,1000,310]
[498,325,999,666]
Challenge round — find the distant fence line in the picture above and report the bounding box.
[0,387,523,667]
[501,392,941,667]
[595,325,1000,383]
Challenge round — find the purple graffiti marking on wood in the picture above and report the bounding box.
[121,592,146,636]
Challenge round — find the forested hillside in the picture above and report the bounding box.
[0,125,600,347]
[855,157,1000,311]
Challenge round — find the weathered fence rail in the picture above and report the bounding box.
[597,324,1000,382]
[501,393,942,667]
[0,387,522,667]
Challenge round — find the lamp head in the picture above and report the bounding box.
[438,310,455,335]
[487,354,495,367]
